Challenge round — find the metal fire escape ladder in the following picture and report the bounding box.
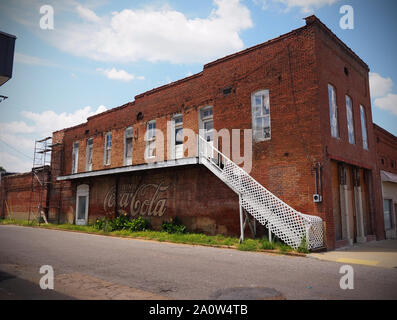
[28,137,52,224]
[198,135,324,250]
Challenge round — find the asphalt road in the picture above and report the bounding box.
[1,225,397,300]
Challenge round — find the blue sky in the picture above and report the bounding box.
[0,0,396,172]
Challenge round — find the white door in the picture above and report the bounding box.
[76,184,89,225]
[199,107,214,159]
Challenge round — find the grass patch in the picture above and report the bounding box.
[1,219,302,254]
[237,239,260,251]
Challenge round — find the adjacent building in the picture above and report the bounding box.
[374,124,397,239]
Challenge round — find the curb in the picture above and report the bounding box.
[1,223,307,257]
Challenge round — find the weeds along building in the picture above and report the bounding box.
[1,16,390,250]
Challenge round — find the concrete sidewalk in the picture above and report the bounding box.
[309,240,397,269]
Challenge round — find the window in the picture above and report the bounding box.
[146,121,156,158]
[86,138,93,171]
[251,90,271,141]
[360,105,368,150]
[328,84,339,138]
[124,127,133,165]
[104,132,112,165]
[174,116,183,146]
[384,199,393,230]
[345,95,355,144]
[72,142,79,174]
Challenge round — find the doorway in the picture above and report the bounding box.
[76,184,89,225]
[199,106,214,158]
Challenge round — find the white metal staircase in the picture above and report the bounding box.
[198,136,324,250]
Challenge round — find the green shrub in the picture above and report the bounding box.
[161,217,186,234]
[125,216,150,232]
[93,216,150,232]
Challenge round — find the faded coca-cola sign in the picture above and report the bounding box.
[104,183,169,217]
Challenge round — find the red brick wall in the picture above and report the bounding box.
[62,166,242,236]
[49,16,385,248]
[1,169,50,220]
[374,124,397,175]
[313,18,384,246]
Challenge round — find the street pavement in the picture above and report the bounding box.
[0,225,396,300]
[309,239,397,269]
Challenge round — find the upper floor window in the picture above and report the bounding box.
[72,142,79,174]
[146,121,156,158]
[86,138,93,171]
[104,132,112,165]
[345,95,355,144]
[251,89,271,141]
[328,84,339,138]
[174,116,183,146]
[360,105,368,150]
[124,127,133,166]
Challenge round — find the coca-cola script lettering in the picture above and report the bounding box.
[104,183,169,217]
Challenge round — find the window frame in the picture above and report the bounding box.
[251,89,271,142]
[174,115,183,146]
[124,126,133,166]
[146,120,156,159]
[72,141,79,174]
[328,84,339,139]
[345,95,355,144]
[103,132,112,166]
[360,105,369,150]
[85,138,93,172]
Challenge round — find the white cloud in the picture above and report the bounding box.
[256,0,340,13]
[20,105,107,135]
[369,72,397,116]
[97,68,144,82]
[0,105,107,173]
[46,0,253,64]
[76,4,101,22]
[369,72,393,98]
[374,94,397,116]
[0,151,32,173]
[14,53,59,67]
[0,121,35,134]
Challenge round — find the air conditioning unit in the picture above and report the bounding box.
[313,194,323,203]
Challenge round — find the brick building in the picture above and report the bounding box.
[1,16,391,250]
[374,124,397,239]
